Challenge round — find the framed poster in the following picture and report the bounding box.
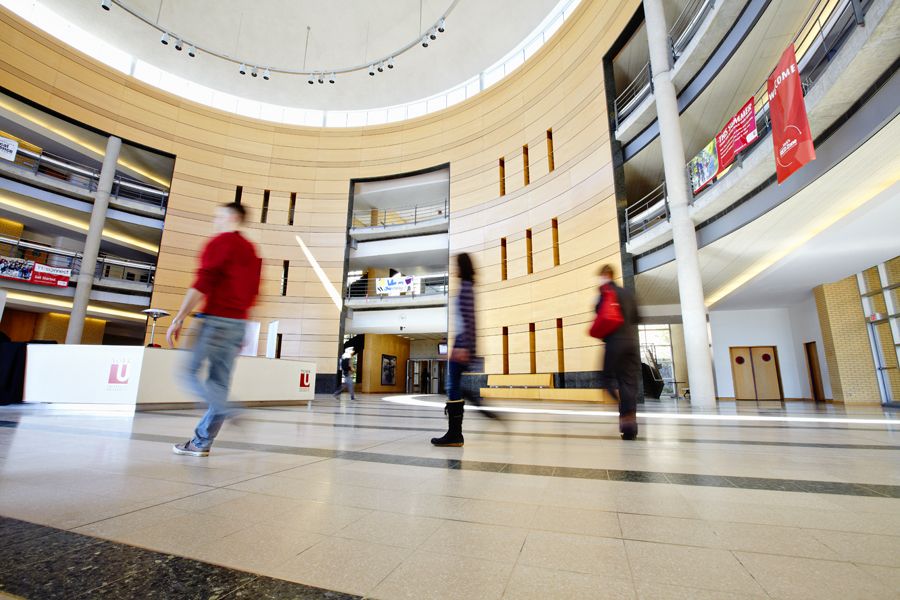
[381,354,397,386]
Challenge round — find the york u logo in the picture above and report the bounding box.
[299,371,311,388]
[108,361,130,384]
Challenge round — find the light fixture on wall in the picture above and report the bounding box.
[308,73,315,84]
[102,0,459,84]
[251,66,259,77]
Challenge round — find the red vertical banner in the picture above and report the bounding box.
[767,44,816,184]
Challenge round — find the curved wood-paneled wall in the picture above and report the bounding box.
[0,0,639,376]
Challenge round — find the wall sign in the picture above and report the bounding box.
[767,44,816,184]
[0,258,71,287]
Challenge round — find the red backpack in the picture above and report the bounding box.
[589,285,624,339]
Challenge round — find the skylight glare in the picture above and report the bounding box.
[1,0,582,127]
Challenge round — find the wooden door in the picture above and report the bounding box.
[751,347,782,400]
[730,347,756,400]
[805,341,824,402]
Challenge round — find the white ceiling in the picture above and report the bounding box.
[624,0,818,202]
[41,0,561,111]
[636,111,900,309]
[353,169,449,211]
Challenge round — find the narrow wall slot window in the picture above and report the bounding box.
[275,333,283,358]
[500,238,507,281]
[234,185,243,205]
[556,318,565,373]
[523,145,530,186]
[261,190,270,223]
[529,323,536,374]
[525,229,533,274]
[502,327,509,375]
[499,158,506,196]
[288,193,296,226]
[281,260,289,296]
[551,218,560,266]
[547,130,555,172]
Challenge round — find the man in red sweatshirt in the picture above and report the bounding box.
[167,202,262,457]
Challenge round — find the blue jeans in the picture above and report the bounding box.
[178,314,246,449]
[335,373,355,398]
[447,360,468,402]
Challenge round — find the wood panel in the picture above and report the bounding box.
[730,347,756,400]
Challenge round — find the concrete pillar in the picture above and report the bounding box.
[66,136,121,344]
[644,0,717,407]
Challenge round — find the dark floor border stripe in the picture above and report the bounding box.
[1,420,898,499]
[0,516,357,600]
[143,412,900,450]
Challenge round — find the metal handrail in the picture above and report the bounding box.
[669,0,715,60]
[345,273,449,300]
[351,198,449,229]
[692,0,869,197]
[625,182,668,241]
[7,146,170,208]
[0,235,156,285]
[614,62,653,130]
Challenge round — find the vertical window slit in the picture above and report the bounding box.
[529,323,536,375]
[288,193,296,226]
[523,145,530,186]
[502,327,509,375]
[547,130,554,172]
[500,238,507,281]
[234,185,243,205]
[261,190,270,223]
[281,260,289,296]
[499,158,506,197]
[525,229,533,275]
[551,218,560,266]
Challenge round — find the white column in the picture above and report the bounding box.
[66,136,121,344]
[644,0,717,407]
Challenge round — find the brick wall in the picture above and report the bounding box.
[814,276,881,403]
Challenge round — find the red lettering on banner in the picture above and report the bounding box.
[767,45,816,183]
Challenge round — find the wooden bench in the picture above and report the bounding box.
[479,374,616,403]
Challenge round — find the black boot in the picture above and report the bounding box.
[431,401,464,446]
[620,413,638,440]
[468,394,501,420]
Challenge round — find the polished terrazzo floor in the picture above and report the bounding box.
[1,395,899,599]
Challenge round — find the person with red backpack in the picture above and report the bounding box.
[592,264,640,440]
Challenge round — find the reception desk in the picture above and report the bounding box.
[24,345,316,409]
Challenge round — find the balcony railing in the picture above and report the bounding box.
[614,63,653,130]
[351,198,449,229]
[345,274,449,302]
[4,146,170,208]
[0,235,156,287]
[691,0,872,198]
[669,0,716,61]
[625,182,669,241]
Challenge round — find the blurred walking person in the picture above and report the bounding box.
[432,253,498,447]
[168,202,262,457]
[594,264,640,440]
[333,347,357,400]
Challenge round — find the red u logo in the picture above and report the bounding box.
[299,373,310,388]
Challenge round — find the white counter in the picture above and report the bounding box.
[24,346,316,408]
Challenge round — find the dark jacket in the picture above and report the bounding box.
[596,282,639,341]
[454,279,476,354]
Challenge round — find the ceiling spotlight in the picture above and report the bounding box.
[387,57,394,69]
[239,63,247,75]
[329,72,335,84]
[263,69,270,80]
[251,66,259,77]
[188,45,196,57]
[174,39,183,51]
[160,32,170,45]
[438,19,445,33]
[369,64,375,76]
[377,61,384,73]
[421,35,429,48]
[101,0,111,10]
[308,73,314,84]
[429,28,437,40]
[318,72,325,83]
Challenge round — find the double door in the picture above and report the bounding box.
[406,360,447,394]
[730,346,783,401]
